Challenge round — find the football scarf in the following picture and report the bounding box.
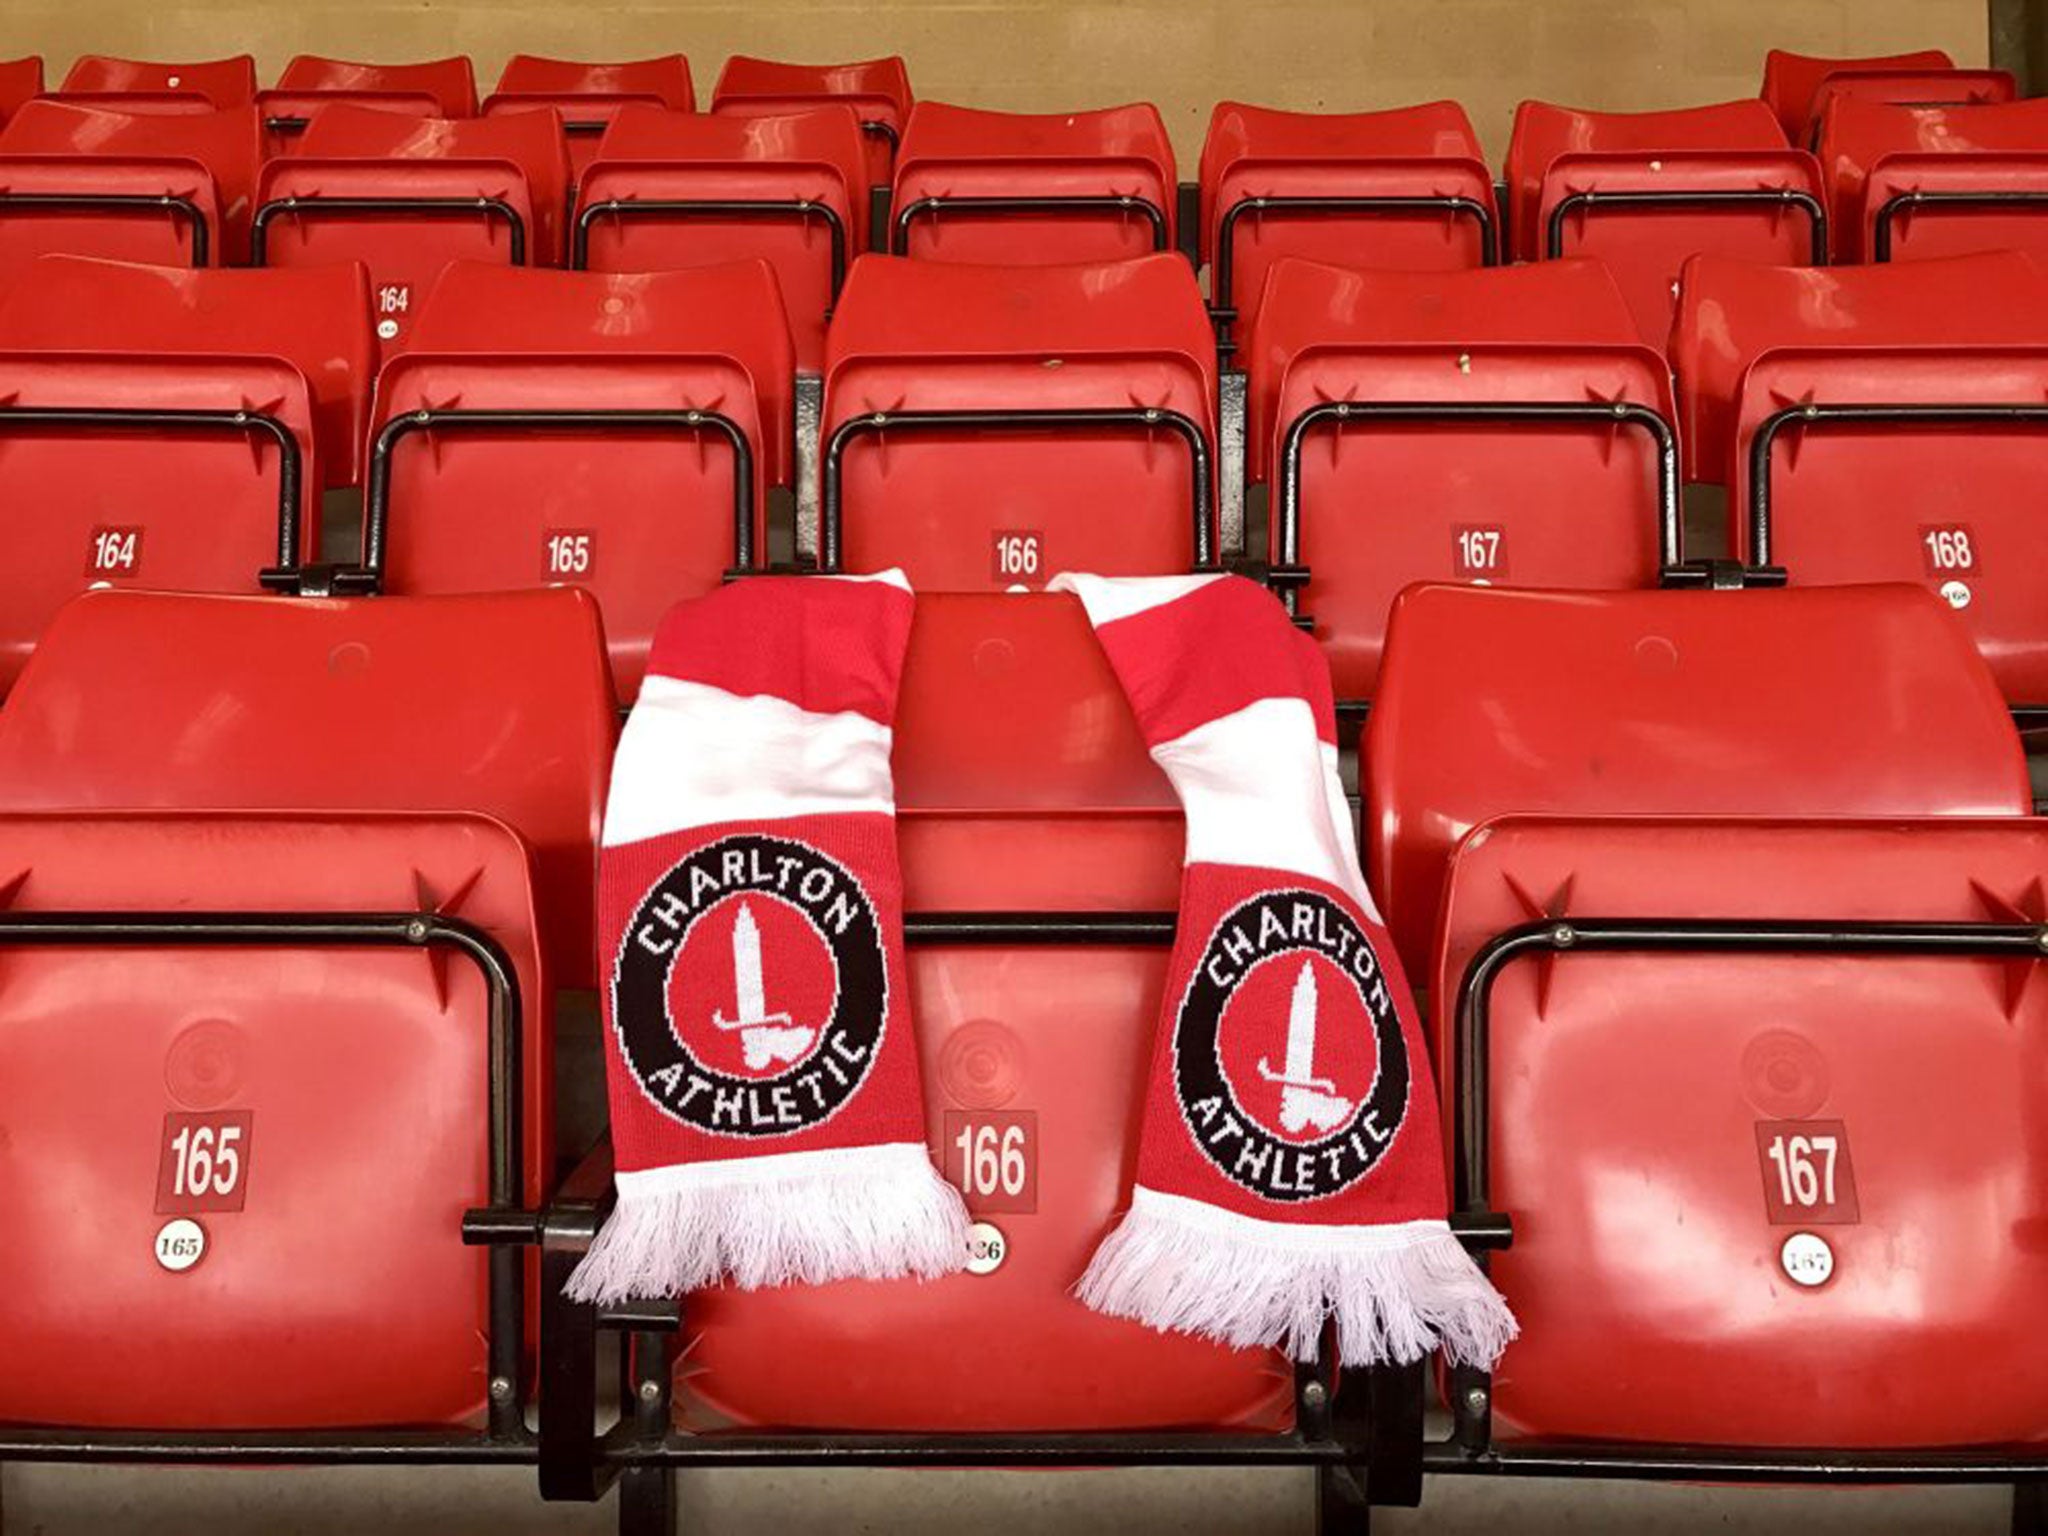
[568,568,1514,1371]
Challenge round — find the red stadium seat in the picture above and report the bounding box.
[1761,45,1966,142]
[365,260,795,700]
[0,253,377,488]
[712,54,911,186]
[1198,100,1498,354]
[253,103,569,363]
[1670,249,2048,706]
[1246,257,1677,704]
[1820,96,2048,262]
[890,101,1177,264]
[0,101,262,276]
[0,809,545,1429]
[485,54,694,178]
[1505,98,1824,346]
[0,587,614,985]
[574,104,868,371]
[681,589,1290,1432]
[0,57,42,126]
[1365,584,2030,978]
[1438,816,2048,1450]
[259,55,479,156]
[1805,67,2014,141]
[57,53,257,109]
[820,254,1218,588]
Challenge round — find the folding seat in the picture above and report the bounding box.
[573,104,868,370]
[364,260,794,700]
[1246,257,1677,705]
[0,253,376,489]
[712,54,911,186]
[253,103,569,362]
[0,100,262,276]
[626,589,1290,1434]
[1820,96,2048,263]
[1761,45,1999,144]
[1670,249,2048,709]
[0,57,42,127]
[56,53,257,111]
[819,254,1217,588]
[258,55,480,156]
[1803,67,2014,142]
[1365,584,2029,981]
[0,583,613,1433]
[484,54,694,178]
[1505,98,1825,347]
[1198,100,1497,356]
[889,101,1177,264]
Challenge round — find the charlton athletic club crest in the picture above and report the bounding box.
[612,834,889,1138]
[1175,889,1411,1202]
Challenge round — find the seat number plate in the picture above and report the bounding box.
[1755,1119,1858,1225]
[86,526,143,578]
[943,1111,1037,1213]
[1453,525,1506,583]
[544,530,595,578]
[991,531,1043,585]
[156,1111,253,1214]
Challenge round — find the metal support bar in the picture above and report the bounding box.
[0,191,209,265]
[819,406,1216,573]
[251,195,528,266]
[570,197,848,297]
[1873,189,2048,261]
[892,193,1169,255]
[1545,188,1827,266]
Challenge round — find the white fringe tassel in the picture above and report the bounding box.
[1077,1186,1518,1368]
[564,1141,971,1304]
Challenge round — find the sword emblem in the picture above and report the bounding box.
[1256,960,1355,1134]
[711,902,815,1071]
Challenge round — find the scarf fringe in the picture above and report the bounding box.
[564,1142,971,1304]
[1076,1187,1517,1368]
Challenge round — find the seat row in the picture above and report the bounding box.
[0,574,2039,1528]
[4,246,2048,711]
[1,46,2038,362]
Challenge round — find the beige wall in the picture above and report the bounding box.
[7,0,1988,163]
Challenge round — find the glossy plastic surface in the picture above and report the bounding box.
[0,101,261,275]
[1762,47,1956,141]
[1438,816,2048,1447]
[0,57,43,125]
[822,253,1217,588]
[58,54,257,108]
[1198,100,1494,345]
[1247,258,1672,701]
[1820,96,2048,262]
[486,54,695,175]
[683,591,1289,1432]
[1364,583,2031,978]
[577,105,868,371]
[377,260,795,699]
[0,588,615,985]
[0,253,377,487]
[712,55,911,184]
[261,56,479,157]
[0,810,546,1429]
[892,101,1177,264]
[257,104,570,363]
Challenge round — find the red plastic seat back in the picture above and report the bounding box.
[1507,99,1821,345]
[0,588,615,984]
[1762,47,1955,142]
[891,101,1177,265]
[1247,258,1675,701]
[260,56,479,157]
[373,260,796,700]
[821,253,1218,589]
[1199,100,1497,349]
[59,53,256,109]
[1820,96,2048,262]
[256,104,570,363]
[1806,67,2014,140]
[712,55,910,185]
[575,105,868,371]
[1364,583,2030,977]
[486,54,694,177]
[0,57,42,126]
[1438,816,2048,1448]
[0,810,547,1430]
[683,591,1291,1432]
[0,101,260,275]
[0,254,377,487]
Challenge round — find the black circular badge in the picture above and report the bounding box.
[613,833,888,1138]
[1175,889,1410,1202]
